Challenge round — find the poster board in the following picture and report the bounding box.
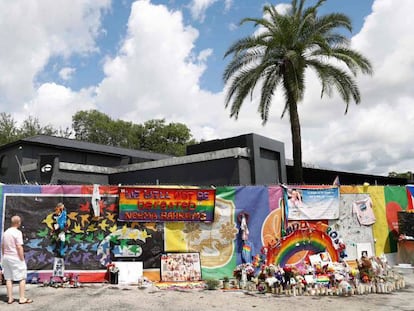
[160,252,202,282]
[112,261,143,285]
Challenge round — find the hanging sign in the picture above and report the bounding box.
[283,186,340,220]
[118,186,215,222]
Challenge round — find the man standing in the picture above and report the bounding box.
[1,215,33,304]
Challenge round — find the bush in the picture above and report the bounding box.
[205,279,220,290]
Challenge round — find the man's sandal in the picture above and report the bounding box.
[19,298,33,304]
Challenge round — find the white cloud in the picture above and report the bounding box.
[17,82,96,130]
[275,3,291,15]
[224,0,233,12]
[188,0,232,22]
[228,22,238,31]
[189,0,217,22]
[197,49,213,63]
[0,0,110,111]
[272,0,414,176]
[2,0,414,178]
[59,67,76,81]
[94,1,291,143]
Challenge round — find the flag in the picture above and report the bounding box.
[241,241,252,263]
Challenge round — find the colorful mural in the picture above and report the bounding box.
[0,185,164,282]
[0,184,411,283]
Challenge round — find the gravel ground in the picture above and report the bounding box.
[1,269,413,311]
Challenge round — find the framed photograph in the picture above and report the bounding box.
[53,257,65,277]
[309,251,332,266]
[356,242,373,258]
[160,252,202,282]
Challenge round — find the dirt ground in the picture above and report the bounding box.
[1,269,414,311]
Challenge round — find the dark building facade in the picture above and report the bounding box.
[0,135,170,185]
[0,134,409,186]
[287,166,409,186]
[110,133,286,186]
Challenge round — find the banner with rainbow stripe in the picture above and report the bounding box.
[118,186,215,222]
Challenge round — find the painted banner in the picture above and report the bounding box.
[0,185,164,280]
[284,186,340,220]
[270,221,340,267]
[118,186,215,222]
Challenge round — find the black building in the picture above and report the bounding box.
[0,135,170,185]
[0,133,408,186]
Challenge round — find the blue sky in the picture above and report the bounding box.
[42,0,374,93]
[1,0,414,177]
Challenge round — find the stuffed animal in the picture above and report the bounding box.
[356,255,374,283]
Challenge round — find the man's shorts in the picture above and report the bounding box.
[2,256,27,281]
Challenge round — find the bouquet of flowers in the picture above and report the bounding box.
[265,264,277,276]
[233,263,255,280]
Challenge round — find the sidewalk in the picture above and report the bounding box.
[1,270,413,311]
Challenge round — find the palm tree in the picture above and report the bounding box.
[223,0,373,183]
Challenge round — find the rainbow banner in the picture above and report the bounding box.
[118,186,215,222]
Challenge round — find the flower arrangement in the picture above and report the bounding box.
[233,263,255,280]
[265,264,277,276]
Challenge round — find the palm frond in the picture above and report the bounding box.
[307,60,361,113]
[223,48,265,82]
[259,66,282,123]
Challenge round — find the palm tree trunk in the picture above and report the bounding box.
[288,100,303,183]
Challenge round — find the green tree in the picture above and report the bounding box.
[389,171,413,180]
[223,0,373,183]
[0,113,64,145]
[18,116,57,138]
[72,110,196,156]
[140,119,196,156]
[0,113,19,145]
[72,110,114,145]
